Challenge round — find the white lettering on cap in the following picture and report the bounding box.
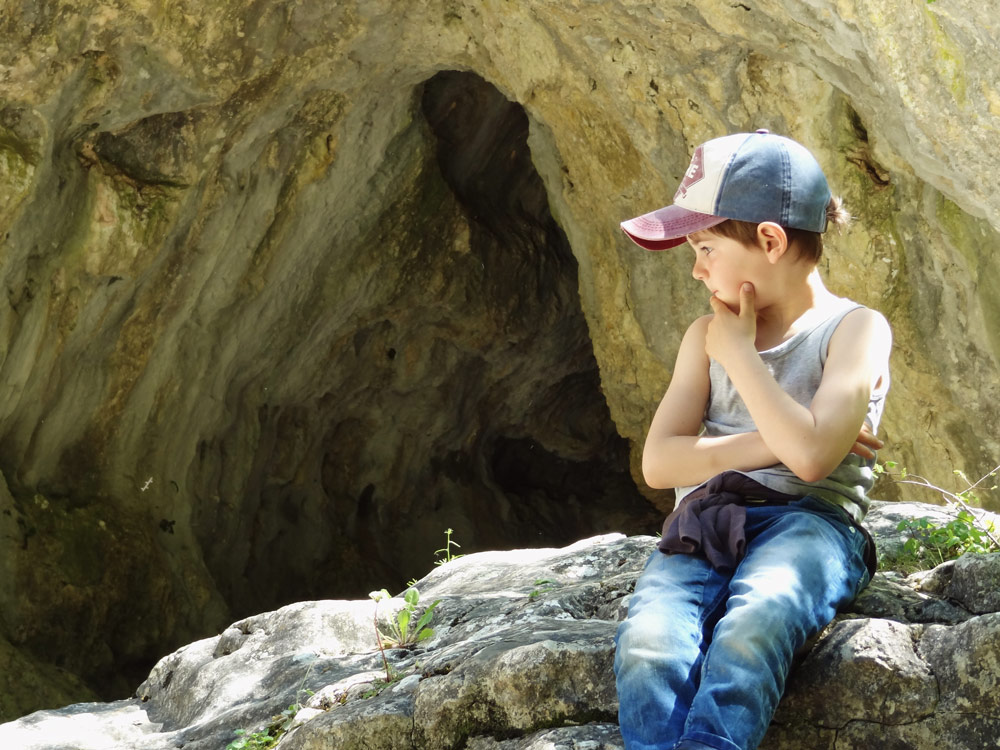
[675,146,705,199]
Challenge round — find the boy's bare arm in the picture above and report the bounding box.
[642,311,886,489]
[706,284,892,483]
[642,315,781,489]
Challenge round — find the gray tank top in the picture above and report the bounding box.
[676,297,889,523]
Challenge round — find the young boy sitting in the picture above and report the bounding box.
[613,131,892,750]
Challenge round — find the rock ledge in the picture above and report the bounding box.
[3,501,1000,750]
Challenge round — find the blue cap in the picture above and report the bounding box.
[621,131,832,250]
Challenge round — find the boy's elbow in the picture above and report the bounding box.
[787,454,836,484]
[644,474,671,490]
[641,460,668,490]
[792,466,829,484]
[641,448,672,490]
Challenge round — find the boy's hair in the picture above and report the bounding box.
[704,196,851,263]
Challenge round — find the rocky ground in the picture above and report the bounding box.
[4,499,1000,750]
[2,0,1000,710]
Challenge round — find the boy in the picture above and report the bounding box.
[613,131,892,750]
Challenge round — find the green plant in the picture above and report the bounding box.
[226,728,277,750]
[876,460,1000,570]
[369,587,440,681]
[370,587,440,647]
[896,511,996,569]
[360,671,405,700]
[528,578,557,600]
[225,705,299,750]
[434,528,464,566]
[877,460,998,526]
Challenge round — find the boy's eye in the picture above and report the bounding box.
[699,246,713,255]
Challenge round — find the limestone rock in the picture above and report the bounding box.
[773,618,938,728]
[1,0,1000,719]
[850,570,971,626]
[466,724,625,750]
[943,551,1000,614]
[6,503,1000,750]
[920,614,1000,715]
[1,533,652,750]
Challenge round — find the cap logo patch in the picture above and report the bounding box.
[675,146,705,199]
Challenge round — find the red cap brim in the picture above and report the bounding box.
[620,205,727,251]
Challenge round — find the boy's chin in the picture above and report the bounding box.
[712,295,739,313]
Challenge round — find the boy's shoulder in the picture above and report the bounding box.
[829,304,893,365]
[812,297,890,339]
[686,313,714,334]
[837,305,892,339]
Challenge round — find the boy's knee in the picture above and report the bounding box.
[616,612,667,656]
[616,611,697,666]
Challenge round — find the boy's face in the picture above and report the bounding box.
[686,230,770,311]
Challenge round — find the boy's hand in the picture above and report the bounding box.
[849,423,884,459]
[705,282,757,367]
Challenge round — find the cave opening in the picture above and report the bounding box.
[195,68,662,639]
[178,69,662,626]
[0,69,667,714]
[412,70,660,558]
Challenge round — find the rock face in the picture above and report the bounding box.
[4,500,1000,750]
[1,0,999,717]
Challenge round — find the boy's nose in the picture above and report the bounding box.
[692,258,706,281]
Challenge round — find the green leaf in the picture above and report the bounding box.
[397,608,411,641]
[404,587,420,607]
[414,600,440,632]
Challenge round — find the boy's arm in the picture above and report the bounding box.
[706,283,892,483]
[641,315,782,489]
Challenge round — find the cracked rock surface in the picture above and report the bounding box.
[4,501,1000,750]
[2,0,1000,717]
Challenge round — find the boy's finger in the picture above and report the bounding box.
[740,282,755,318]
[857,428,884,448]
[852,443,874,459]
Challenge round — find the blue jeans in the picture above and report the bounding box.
[614,497,871,750]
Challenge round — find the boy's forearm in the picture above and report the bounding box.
[721,349,855,482]
[642,430,779,489]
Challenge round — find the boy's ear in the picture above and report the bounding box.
[757,222,788,264]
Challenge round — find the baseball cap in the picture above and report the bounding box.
[621,130,832,250]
